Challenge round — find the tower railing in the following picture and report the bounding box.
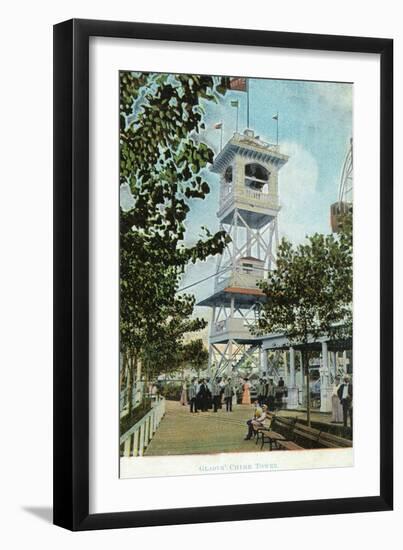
[211,317,257,339]
[215,265,265,293]
[218,186,278,213]
[235,132,280,153]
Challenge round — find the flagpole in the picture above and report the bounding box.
[231,100,239,133]
[276,111,279,145]
[247,78,250,129]
[220,124,223,151]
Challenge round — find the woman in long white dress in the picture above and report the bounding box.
[179,382,188,406]
[331,377,343,422]
[232,382,238,408]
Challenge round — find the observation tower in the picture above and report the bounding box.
[198,129,289,379]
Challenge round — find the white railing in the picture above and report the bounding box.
[212,317,257,338]
[219,188,278,211]
[119,382,144,419]
[215,268,264,293]
[242,188,278,207]
[235,133,279,152]
[120,396,166,457]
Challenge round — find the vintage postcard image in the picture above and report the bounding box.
[119,72,353,478]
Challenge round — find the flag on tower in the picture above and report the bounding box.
[228,77,247,92]
[272,114,278,120]
[214,122,224,151]
[230,100,240,132]
[227,77,249,126]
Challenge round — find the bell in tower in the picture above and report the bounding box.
[198,129,289,380]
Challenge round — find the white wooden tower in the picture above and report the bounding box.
[198,130,289,379]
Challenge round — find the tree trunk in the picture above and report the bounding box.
[128,351,140,416]
[302,350,311,427]
[136,354,144,407]
[127,353,134,416]
[143,358,149,408]
[120,352,126,395]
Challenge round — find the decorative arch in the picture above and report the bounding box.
[244,163,270,191]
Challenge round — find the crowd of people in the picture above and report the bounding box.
[177,374,353,421]
[178,375,288,414]
[244,374,353,439]
[254,376,288,410]
[177,373,353,442]
[181,377,238,413]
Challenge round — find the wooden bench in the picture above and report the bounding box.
[272,416,297,438]
[293,422,321,448]
[318,431,352,448]
[255,415,352,452]
[276,439,304,451]
[257,430,287,450]
[257,416,299,450]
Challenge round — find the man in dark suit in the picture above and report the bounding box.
[211,378,221,413]
[223,379,234,412]
[337,375,353,428]
[188,378,198,413]
[256,378,266,406]
[205,377,213,410]
[197,379,209,412]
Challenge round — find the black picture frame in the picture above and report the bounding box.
[53,18,393,531]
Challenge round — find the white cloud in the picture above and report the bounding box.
[278,141,321,244]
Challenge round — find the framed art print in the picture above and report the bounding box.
[53,19,393,530]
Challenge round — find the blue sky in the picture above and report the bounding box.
[180,77,352,307]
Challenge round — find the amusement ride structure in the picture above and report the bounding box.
[330,138,353,232]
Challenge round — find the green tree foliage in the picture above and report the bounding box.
[254,215,352,424]
[182,338,209,376]
[119,72,230,395]
[141,312,207,382]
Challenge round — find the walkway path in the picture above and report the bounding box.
[145,400,256,456]
[145,400,334,456]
